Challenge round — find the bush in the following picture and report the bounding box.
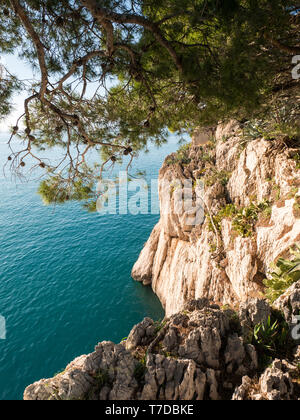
[134,355,147,384]
[93,369,110,388]
[210,200,271,237]
[264,244,300,303]
[242,102,300,145]
[252,312,291,370]
[292,153,300,170]
[204,169,231,187]
[232,201,271,237]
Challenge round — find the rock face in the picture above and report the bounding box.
[274,281,300,325]
[132,121,300,316]
[23,299,259,401]
[24,297,300,401]
[232,360,295,401]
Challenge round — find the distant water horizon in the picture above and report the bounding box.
[0,133,180,400]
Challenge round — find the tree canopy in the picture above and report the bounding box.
[0,0,299,206]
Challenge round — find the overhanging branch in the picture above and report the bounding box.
[80,0,183,72]
[10,0,49,99]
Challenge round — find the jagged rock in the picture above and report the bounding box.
[141,354,206,400]
[259,360,294,400]
[232,376,254,400]
[162,327,178,352]
[125,317,156,351]
[239,298,271,327]
[185,298,211,312]
[192,127,215,146]
[225,334,246,368]
[24,300,261,401]
[239,298,271,341]
[24,355,96,401]
[274,281,300,325]
[245,344,258,371]
[132,124,300,316]
[232,360,295,400]
[206,369,220,400]
[215,120,241,144]
[24,342,140,401]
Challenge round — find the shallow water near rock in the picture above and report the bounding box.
[0,133,179,400]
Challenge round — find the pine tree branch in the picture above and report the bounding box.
[80,0,183,72]
[10,0,49,99]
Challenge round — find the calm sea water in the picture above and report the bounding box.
[0,133,179,400]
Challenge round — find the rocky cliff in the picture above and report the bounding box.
[24,120,300,400]
[132,120,300,316]
[24,286,300,400]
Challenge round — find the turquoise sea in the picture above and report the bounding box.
[0,133,179,400]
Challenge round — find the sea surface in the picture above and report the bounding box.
[0,132,180,400]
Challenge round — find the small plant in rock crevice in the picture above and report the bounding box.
[209,200,271,238]
[252,311,293,371]
[154,319,166,334]
[92,369,110,389]
[264,244,300,303]
[232,201,271,237]
[166,143,191,166]
[204,169,231,187]
[287,187,299,200]
[293,197,300,218]
[292,153,300,170]
[134,355,147,384]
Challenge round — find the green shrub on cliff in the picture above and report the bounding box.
[134,355,147,384]
[252,312,291,369]
[242,109,300,144]
[166,143,191,166]
[264,244,300,303]
[210,200,271,237]
[232,201,271,237]
[204,170,231,187]
[292,153,300,170]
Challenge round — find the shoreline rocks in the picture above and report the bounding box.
[24,295,300,401]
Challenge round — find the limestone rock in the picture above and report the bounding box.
[239,298,271,341]
[24,300,260,401]
[132,122,300,316]
[125,318,156,351]
[24,342,140,401]
[259,360,294,400]
[274,281,300,325]
[239,298,271,328]
[232,375,253,400]
[141,354,206,400]
[233,360,295,401]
